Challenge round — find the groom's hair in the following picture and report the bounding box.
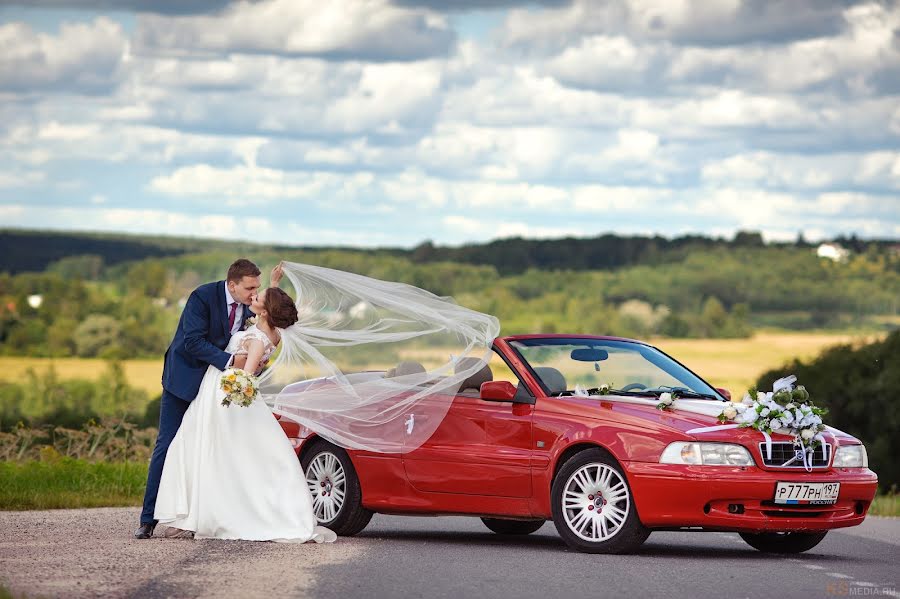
[227,258,261,282]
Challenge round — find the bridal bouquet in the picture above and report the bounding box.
[219,368,259,407]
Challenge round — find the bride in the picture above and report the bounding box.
[154,284,336,543]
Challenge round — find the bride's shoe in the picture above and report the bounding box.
[162,526,195,539]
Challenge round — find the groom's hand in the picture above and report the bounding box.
[233,354,248,369]
[270,262,283,287]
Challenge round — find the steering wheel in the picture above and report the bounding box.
[620,382,648,392]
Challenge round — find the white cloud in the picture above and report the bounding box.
[148,164,334,202]
[0,17,126,94]
[702,151,900,191]
[133,0,454,61]
[501,0,856,51]
[0,170,46,188]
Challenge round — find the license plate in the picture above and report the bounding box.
[774,482,840,505]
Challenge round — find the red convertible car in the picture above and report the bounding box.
[277,334,878,554]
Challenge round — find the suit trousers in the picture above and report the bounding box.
[140,389,191,525]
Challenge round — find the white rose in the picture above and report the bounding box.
[786,403,796,410]
[760,408,770,417]
[659,392,673,404]
[781,411,794,425]
[723,406,737,420]
[770,418,783,430]
[801,428,815,440]
[739,410,758,424]
[757,391,767,402]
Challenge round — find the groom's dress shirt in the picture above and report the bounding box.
[224,285,245,334]
[224,285,245,368]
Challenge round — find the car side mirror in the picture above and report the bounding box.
[716,387,732,401]
[480,381,517,402]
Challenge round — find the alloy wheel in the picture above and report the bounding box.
[562,462,630,542]
[306,451,347,523]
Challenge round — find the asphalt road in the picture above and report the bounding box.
[313,514,900,599]
[1,509,897,599]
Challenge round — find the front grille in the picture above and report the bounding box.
[758,442,831,468]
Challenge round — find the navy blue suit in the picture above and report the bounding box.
[140,280,253,525]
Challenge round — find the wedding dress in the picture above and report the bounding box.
[154,326,336,543]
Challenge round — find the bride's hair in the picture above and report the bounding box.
[263,287,299,329]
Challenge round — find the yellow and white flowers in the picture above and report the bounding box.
[219,368,259,407]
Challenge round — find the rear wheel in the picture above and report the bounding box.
[551,448,649,554]
[739,531,828,553]
[301,440,373,536]
[481,518,545,535]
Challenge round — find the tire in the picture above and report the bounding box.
[301,440,373,536]
[739,531,828,554]
[481,518,546,535]
[551,448,650,554]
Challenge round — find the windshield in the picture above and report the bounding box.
[509,338,724,400]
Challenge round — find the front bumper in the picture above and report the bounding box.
[624,462,878,532]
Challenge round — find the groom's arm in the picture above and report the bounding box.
[182,289,232,371]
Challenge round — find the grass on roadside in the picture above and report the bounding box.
[0,458,147,510]
[870,493,900,517]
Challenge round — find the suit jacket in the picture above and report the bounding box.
[162,280,255,402]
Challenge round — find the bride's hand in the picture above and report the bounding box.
[270,262,283,288]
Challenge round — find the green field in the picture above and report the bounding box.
[0,459,146,510]
[651,330,880,397]
[0,357,163,396]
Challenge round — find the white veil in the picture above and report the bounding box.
[257,261,501,453]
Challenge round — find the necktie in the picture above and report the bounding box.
[228,302,238,332]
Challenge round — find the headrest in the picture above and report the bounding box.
[455,357,493,392]
[534,366,566,395]
[385,361,426,378]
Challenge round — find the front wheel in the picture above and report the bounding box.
[481,518,545,535]
[739,531,828,553]
[301,440,373,536]
[551,448,649,554]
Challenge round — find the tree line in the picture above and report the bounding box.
[0,231,898,360]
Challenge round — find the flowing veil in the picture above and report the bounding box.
[256,261,501,453]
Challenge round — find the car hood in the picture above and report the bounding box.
[569,396,861,446]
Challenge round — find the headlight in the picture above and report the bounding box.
[834,444,868,468]
[660,442,754,466]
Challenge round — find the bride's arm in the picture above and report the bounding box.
[241,338,266,375]
[269,262,283,288]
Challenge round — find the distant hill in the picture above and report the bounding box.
[0,229,376,275]
[2,228,896,276]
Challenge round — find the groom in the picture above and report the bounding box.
[134,258,262,539]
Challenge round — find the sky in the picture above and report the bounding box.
[0,0,899,248]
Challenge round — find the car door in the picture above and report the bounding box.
[402,350,534,497]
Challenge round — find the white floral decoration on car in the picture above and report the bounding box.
[656,392,675,410]
[717,375,828,453]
